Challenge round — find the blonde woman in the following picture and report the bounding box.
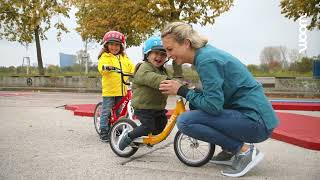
[159,22,279,177]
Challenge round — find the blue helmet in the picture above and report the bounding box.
[143,36,165,56]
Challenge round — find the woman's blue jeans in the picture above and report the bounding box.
[177,110,273,153]
[100,96,123,131]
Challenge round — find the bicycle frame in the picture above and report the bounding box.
[109,89,133,125]
[110,95,215,166]
[133,96,186,145]
[94,66,134,132]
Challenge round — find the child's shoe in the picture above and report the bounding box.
[118,129,132,150]
[100,129,109,142]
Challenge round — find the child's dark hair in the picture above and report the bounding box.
[143,54,148,61]
[98,43,125,59]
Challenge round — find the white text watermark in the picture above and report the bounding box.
[298,14,308,54]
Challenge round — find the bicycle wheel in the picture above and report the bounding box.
[109,118,138,157]
[174,131,215,167]
[93,102,102,135]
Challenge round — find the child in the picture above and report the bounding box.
[118,36,169,150]
[97,31,135,141]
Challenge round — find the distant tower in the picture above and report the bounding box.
[21,43,31,74]
[22,57,30,74]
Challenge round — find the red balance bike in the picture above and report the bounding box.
[93,67,135,136]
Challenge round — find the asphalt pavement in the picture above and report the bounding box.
[0,91,319,180]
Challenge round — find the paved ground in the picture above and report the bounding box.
[0,91,319,180]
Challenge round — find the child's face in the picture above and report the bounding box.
[107,42,121,55]
[147,50,167,68]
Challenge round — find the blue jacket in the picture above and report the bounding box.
[186,44,279,130]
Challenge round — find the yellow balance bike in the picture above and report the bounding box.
[109,96,216,167]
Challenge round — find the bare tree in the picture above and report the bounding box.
[288,49,303,63]
[260,47,281,65]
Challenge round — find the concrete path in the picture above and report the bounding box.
[0,91,319,180]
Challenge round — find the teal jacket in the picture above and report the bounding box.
[132,62,169,110]
[186,44,279,130]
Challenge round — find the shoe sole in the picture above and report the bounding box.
[221,152,264,177]
[210,159,233,166]
[117,129,130,150]
[100,139,109,143]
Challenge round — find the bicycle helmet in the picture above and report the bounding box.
[143,36,166,56]
[103,31,125,47]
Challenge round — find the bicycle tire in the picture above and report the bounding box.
[109,118,138,157]
[93,102,102,135]
[174,131,215,167]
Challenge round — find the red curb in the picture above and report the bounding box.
[272,112,320,151]
[272,102,320,111]
[65,102,320,117]
[65,104,96,116]
[65,103,320,150]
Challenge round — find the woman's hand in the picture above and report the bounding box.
[159,80,182,95]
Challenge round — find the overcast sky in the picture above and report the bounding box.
[1,0,319,67]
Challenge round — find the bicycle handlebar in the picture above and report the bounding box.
[102,65,133,85]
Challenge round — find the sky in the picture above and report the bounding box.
[0,0,319,67]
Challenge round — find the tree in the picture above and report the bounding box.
[0,0,70,75]
[46,65,60,74]
[268,60,282,72]
[71,0,234,78]
[259,46,299,70]
[280,0,320,30]
[289,56,313,73]
[260,47,282,65]
[247,64,259,73]
[288,49,303,63]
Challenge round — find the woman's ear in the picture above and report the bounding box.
[184,39,191,48]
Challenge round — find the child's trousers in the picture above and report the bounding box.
[129,109,167,139]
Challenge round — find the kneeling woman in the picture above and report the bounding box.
[159,22,279,178]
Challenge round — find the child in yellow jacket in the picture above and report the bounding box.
[98,31,135,141]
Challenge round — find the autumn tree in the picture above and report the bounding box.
[260,47,282,66]
[280,0,320,30]
[260,46,302,70]
[0,0,70,75]
[71,0,233,78]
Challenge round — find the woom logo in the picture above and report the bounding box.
[298,14,308,53]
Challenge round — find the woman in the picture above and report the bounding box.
[159,22,279,177]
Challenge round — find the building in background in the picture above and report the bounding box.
[59,53,77,67]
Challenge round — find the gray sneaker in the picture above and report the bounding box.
[118,128,132,151]
[211,150,234,166]
[221,145,264,177]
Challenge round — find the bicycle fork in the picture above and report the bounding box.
[133,97,186,145]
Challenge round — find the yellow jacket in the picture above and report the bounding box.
[98,52,135,97]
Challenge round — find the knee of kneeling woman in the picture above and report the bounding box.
[176,113,190,131]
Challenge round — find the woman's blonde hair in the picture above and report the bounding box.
[161,22,208,49]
